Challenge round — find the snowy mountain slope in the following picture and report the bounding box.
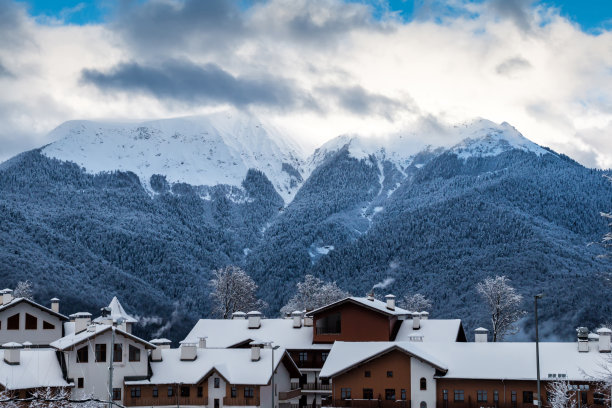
[42,111,306,202]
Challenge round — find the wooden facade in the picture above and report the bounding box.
[124,383,209,406]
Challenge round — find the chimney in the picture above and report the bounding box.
[247,311,262,329]
[180,341,197,361]
[251,345,261,361]
[303,316,313,327]
[474,327,489,342]
[50,298,60,313]
[385,294,396,311]
[577,327,589,352]
[597,328,611,353]
[412,312,421,330]
[2,289,13,305]
[150,338,172,362]
[198,337,207,349]
[292,311,302,328]
[232,311,246,320]
[420,311,429,320]
[2,342,22,365]
[366,292,375,301]
[100,307,113,326]
[73,312,92,334]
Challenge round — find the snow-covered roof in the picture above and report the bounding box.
[320,341,447,379]
[395,319,464,342]
[0,297,68,321]
[50,324,154,351]
[306,297,410,318]
[126,347,292,386]
[416,342,612,381]
[0,348,70,390]
[92,296,138,324]
[183,318,331,350]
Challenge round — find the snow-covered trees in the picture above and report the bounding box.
[0,390,19,408]
[29,387,70,408]
[476,275,525,341]
[280,275,349,315]
[13,280,33,300]
[401,293,432,312]
[210,266,267,319]
[546,380,577,408]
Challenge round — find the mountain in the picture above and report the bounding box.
[0,115,610,342]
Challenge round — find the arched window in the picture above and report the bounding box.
[420,402,427,408]
[420,378,427,390]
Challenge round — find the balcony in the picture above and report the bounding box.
[280,388,303,401]
[302,383,332,392]
[329,399,408,408]
[224,397,260,406]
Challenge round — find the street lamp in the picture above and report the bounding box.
[264,342,281,408]
[534,294,543,407]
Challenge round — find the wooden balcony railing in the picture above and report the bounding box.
[329,399,409,408]
[280,388,303,401]
[224,397,261,406]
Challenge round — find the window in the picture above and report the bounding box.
[129,345,140,362]
[214,398,220,408]
[420,402,427,408]
[315,312,341,335]
[523,391,533,404]
[364,370,371,378]
[385,389,396,401]
[341,388,351,400]
[594,393,605,405]
[443,390,448,401]
[130,387,141,398]
[197,387,203,398]
[511,391,517,408]
[214,377,220,388]
[454,390,464,402]
[494,391,499,403]
[25,313,37,330]
[95,344,107,362]
[581,391,588,405]
[152,388,158,398]
[387,371,394,378]
[43,321,55,330]
[77,378,84,388]
[76,346,88,363]
[363,389,373,400]
[420,378,427,390]
[231,387,237,398]
[168,387,174,397]
[113,344,122,362]
[478,390,487,402]
[244,387,255,398]
[401,389,407,401]
[7,313,19,330]
[112,388,121,400]
[181,386,190,397]
[299,352,308,363]
[322,352,329,362]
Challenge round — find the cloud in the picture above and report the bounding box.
[0,62,12,78]
[81,59,314,110]
[495,56,532,76]
[318,85,412,119]
[489,0,535,31]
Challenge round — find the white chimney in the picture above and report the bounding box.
[100,307,113,326]
[474,327,489,342]
[385,294,396,311]
[366,292,375,301]
[420,311,429,320]
[2,342,22,365]
[73,312,92,334]
[150,338,171,361]
[2,289,13,305]
[303,316,313,327]
[232,311,246,320]
[597,328,611,353]
[180,342,197,361]
[292,311,302,328]
[198,337,207,349]
[247,311,262,329]
[251,345,261,361]
[577,327,590,352]
[412,312,421,330]
[50,298,60,313]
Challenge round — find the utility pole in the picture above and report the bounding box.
[108,317,125,408]
[534,294,543,408]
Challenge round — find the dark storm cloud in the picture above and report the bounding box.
[319,85,411,120]
[81,59,314,109]
[495,56,532,76]
[489,0,534,31]
[0,62,13,78]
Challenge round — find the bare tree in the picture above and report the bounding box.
[29,387,70,408]
[210,266,267,319]
[547,381,577,408]
[401,293,433,312]
[0,390,19,408]
[13,280,33,300]
[476,275,525,341]
[281,275,349,315]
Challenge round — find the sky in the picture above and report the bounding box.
[1,0,612,167]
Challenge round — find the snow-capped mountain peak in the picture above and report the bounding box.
[42,111,307,202]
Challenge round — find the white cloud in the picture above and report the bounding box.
[0,0,612,169]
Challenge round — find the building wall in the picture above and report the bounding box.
[124,383,208,406]
[63,329,148,403]
[0,302,63,345]
[331,350,411,404]
[313,303,392,343]
[410,358,437,408]
[209,372,228,407]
